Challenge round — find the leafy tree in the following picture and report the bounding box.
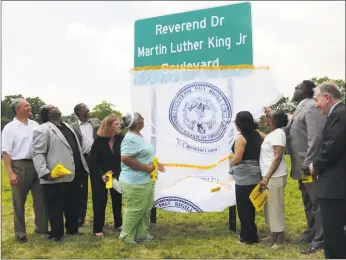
[26,96,46,122]
[1,94,24,121]
[61,113,77,124]
[89,101,122,120]
[270,96,298,114]
[311,77,345,101]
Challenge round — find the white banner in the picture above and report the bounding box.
[131,68,281,213]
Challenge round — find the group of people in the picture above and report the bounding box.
[230,81,345,259]
[2,101,164,244]
[2,80,345,258]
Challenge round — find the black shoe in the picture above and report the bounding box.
[66,230,83,236]
[301,246,320,255]
[77,219,85,227]
[16,236,27,243]
[47,233,63,242]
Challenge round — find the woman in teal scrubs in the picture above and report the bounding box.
[119,112,165,244]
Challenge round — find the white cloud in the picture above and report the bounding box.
[2,1,345,115]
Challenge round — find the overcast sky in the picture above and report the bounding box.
[2,1,345,115]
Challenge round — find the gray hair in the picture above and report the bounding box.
[317,82,342,100]
[121,112,142,130]
[10,98,25,115]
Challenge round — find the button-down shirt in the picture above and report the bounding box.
[328,101,342,116]
[1,118,39,160]
[78,119,94,154]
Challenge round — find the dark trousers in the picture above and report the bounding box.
[77,154,90,222]
[298,179,324,248]
[43,176,82,238]
[91,173,122,233]
[319,198,346,259]
[235,184,259,243]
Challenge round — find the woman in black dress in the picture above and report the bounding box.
[89,115,123,237]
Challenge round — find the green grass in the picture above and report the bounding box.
[1,157,323,259]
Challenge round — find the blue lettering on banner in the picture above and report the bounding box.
[176,138,220,153]
[154,196,204,212]
[169,82,232,149]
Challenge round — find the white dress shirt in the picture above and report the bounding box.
[328,101,342,116]
[1,118,39,160]
[78,119,94,154]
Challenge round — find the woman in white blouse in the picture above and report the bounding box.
[259,110,289,249]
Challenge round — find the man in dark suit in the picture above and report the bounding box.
[313,82,346,259]
[70,103,100,227]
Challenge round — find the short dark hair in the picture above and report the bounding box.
[302,80,316,98]
[269,110,288,129]
[74,103,84,116]
[235,111,257,135]
[40,105,50,123]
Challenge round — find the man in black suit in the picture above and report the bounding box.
[70,103,101,227]
[313,82,346,259]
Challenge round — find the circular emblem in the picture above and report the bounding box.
[154,197,203,213]
[169,82,232,144]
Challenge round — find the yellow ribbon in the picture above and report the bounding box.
[150,157,159,182]
[131,65,269,71]
[162,154,233,170]
[131,64,269,71]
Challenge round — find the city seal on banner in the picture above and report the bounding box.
[154,197,203,212]
[169,82,232,151]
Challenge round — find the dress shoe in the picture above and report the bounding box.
[301,246,320,255]
[16,236,27,243]
[47,234,63,242]
[237,237,258,245]
[66,231,83,236]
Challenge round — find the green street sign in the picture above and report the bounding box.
[134,2,253,68]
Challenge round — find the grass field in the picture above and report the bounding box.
[1,157,324,259]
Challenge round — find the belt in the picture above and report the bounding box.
[13,159,33,162]
[83,153,90,157]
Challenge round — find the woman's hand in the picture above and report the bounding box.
[158,163,166,173]
[101,175,109,184]
[146,164,155,173]
[260,177,269,187]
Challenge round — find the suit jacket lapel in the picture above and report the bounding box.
[74,121,82,138]
[293,99,308,117]
[48,122,71,149]
[90,118,100,139]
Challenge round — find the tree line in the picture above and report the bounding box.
[1,77,344,133]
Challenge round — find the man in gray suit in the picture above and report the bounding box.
[70,103,100,227]
[268,80,326,254]
[32,104,89,242]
